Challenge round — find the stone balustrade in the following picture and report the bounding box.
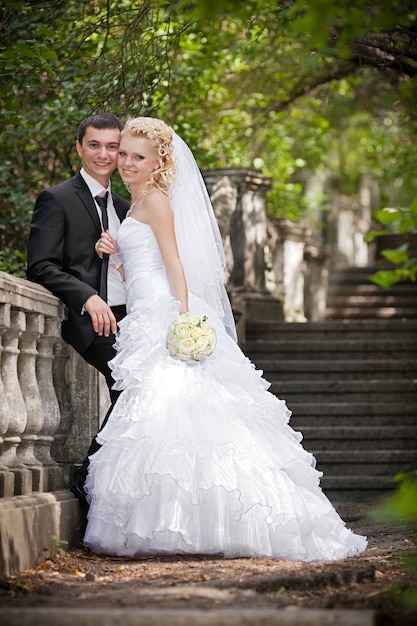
[0,271,64,498]
[204,168,338,326]
[0,271,108,501]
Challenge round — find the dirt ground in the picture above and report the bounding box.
[0,502,416,625]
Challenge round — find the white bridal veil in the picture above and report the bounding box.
[170,131,237,342]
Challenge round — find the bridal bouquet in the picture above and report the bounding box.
[167,313,216,362]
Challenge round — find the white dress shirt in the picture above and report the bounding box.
[80,168,125,307]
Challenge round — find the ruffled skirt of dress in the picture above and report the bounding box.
[84,293,367,561]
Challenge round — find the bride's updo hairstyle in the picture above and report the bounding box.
[122,117,176,195]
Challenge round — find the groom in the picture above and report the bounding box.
[27,113,130,503]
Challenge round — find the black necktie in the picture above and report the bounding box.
[95,193,109,302]
[95,192,109,231]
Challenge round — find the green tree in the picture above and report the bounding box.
[0,0,188,275]
[1,0,417,277]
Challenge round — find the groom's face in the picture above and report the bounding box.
[76,126,121,187]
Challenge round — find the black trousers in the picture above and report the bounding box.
[71,304,126,491]
[81,304,126,404]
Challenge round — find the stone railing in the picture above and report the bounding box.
[204,168,339,325]
[0,271,108,500]
[204,168,377,326]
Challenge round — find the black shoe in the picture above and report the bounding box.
[70,481,89,506]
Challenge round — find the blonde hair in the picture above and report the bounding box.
[122,117,176,195]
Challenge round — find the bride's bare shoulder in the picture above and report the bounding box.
[142,187,172,220]
[144,187,168,202]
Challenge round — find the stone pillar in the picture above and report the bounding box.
[358,173,380,265]
[50,339,74,470]
[1,309,32,495]
[0,303,14,497]
[35,317,65,491]
[17,312,46,492]
[303,244,331,321]
[293,169,341,250]
[269,220,310,322]
[203,168,283,327]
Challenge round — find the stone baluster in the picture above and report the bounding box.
[17,312,46,492]
[1,309,32,495]
[50,338,73,479]
[0,303,14,496]
[35,317,64,491]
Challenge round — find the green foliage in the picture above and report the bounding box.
[0,250,27,279]
[288,0,416,48]
[369,255,417,288]
[41,534,69,560]
[371,472,417,523]
[366,203,417,287]
[1,0,417,276]
[369,471,417,608]
[0,0,187,275]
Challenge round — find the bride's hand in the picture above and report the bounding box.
[95,230,117,259]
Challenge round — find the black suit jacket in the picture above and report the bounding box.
[27,172,130,353]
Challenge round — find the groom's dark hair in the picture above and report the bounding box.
[77,113,124,143]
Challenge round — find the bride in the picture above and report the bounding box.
[84,117,367,561]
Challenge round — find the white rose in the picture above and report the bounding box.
[178,337,196,355]
[195,336,210,352]
[191,326,203,340]
[175,323,190,338]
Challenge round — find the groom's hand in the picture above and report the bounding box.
[84,294,117,336]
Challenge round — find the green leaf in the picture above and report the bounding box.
[374,208,402,225]
[381,243,409,264]
[364,229,391,243]
[369,270,401,288]
[369,471,417,523]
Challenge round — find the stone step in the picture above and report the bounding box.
[271,379,417,403]
[328,283,417,294]
[328,265,405,280]
[313,450,417,476]
[245,319,417,340]
[320,474,397,499]
[325,265,417,318]
[325,306,417,319]
[289,402,417,427]
[244,263,417,501]
[328,276,410,289]
[298,426,417,450]
[0,607,378,626]
[329,268,412,278]
[245,338,417,360]
[327,294,417,307]
[250,359,417,380]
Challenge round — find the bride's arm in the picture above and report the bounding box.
[140,193,188,313]
[96,230,126,281]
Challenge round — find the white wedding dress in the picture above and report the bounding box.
[84,216,367,561]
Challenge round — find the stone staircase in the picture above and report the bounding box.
[243,268,417,502]
[326,265,417,320]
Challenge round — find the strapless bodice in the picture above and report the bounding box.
[118,217,170,311]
